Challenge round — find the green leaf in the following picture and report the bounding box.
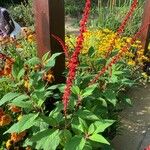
[17,68,25,80]
[89,134,110,145]
[65,136,86,150]
[82,84,98,98]
[42,52,51,63]
[103,89,117,106]
[47,85,59,90]
[76,110,99,121]
[12,94,29,102]
[5,113,39,133]
[31,129,60,150]
[25,57,41,66]
[72,117,88,134]
[71,86,80,95]
[60,130,72,146]
[40,115,57,127]
[10,100,32,109]
[125,97,132,105]
[88,124,96,135]
[45,53,62,68]
[88,47,95,57]
[0,92,20,106]
[93,120,115,134]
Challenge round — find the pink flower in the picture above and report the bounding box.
[62,0,91,116]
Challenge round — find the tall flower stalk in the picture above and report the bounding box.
[89,25,148,85]
[105,0,138,58]
[62,0,91,116]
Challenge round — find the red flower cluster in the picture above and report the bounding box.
[105,0,138,58]
[89,25,147,85]
[62,0,91,115]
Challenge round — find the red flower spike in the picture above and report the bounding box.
[105,0,138,58]
[62,0,91,116]
[51,34,69,59]
[89,24,148,85]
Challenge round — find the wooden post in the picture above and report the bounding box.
[140,0,150,54]
[34,0,65,83]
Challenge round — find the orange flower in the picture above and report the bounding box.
[9,105,22,113]
[0,70,4,77]
[43,71,55,83]
[33,64,42,72]
[11,131,26,143]
[27,34,35,42]
[3,58,14,76]
[0,108,4,117]
[0,114,12,126]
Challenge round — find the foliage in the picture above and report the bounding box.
[0,0,150,150]
[5,0,34,27]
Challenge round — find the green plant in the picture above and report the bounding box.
[90,1,144,36]
[7,0,34,27]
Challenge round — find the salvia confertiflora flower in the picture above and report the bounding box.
[62,0,91,116]
[89,24,148,85]
[105,0,138,58]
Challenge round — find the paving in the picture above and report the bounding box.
[112,83,150,150]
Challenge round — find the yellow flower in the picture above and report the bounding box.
[126,38,132,43]
[128,60,136,66]
[142,72,148,79]
[27,34,34,43]
[6,140,13,149]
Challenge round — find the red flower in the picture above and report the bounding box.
[62,0,91,116]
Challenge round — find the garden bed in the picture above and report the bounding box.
[0,0,150,150]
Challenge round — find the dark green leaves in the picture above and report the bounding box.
[103,89,117,106]
[65,136,86,150]
[31,129,60,150]
[82,84,98,99]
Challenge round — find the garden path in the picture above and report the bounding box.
[112,83,150,150]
